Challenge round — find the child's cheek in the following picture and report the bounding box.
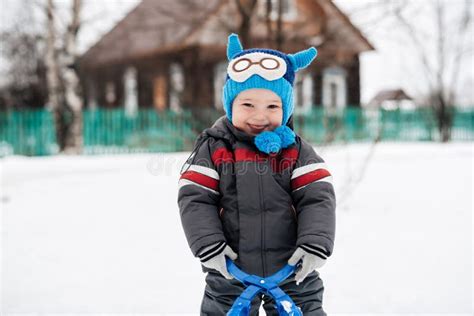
[272,110,283,127]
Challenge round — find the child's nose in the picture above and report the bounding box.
[251,116,268,124]
[252,109,269,121]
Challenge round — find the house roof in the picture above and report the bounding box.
[319,0,374,51]
[80,0,224,68]
[370,89,413,105]
[80,0,374,69]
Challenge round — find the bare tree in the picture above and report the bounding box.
[275,0,284,50]
[234,0,259,46]
[265,0,273,43]
[61,0,83,153]
[45,0,83,153]
[208,0,287,49]
[342,0,472,142]
[0,1,48,110]
[394,0,472,141]
[45,0,64,148]
[264,0,284,49]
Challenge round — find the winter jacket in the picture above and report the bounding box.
[177,115,336,277]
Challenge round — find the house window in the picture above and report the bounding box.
[295,78,303,108]
[123,66,138,117]
[213,61,227,110]
[169,63,184,113]
[294,72,313,114]
[330,82,337,109]
[105,81,116,106]
[153,74,167,111]
[322,66,347,112]
[87,79,98,110]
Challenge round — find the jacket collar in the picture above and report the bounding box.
[223,116,256,143]
[206,115,251,144]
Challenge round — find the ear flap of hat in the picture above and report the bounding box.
[288,47,318,72]
[227,33,243,60]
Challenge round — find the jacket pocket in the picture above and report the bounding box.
[219,206,240,251]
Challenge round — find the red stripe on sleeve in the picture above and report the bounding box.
[291,169,331,191]
[180,171,219,191]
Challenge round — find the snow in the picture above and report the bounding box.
[1,142,472,314]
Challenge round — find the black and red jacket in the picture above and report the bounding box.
[177,115,336,277]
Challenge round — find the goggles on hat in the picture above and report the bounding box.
[227,52,287,83]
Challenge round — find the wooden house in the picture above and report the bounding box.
[79,0,374,115]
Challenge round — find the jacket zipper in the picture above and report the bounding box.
[290,204,297,220]
[258,166,267,277]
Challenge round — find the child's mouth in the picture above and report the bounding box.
[248,124,269,133]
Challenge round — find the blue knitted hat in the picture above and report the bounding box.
[222,33,318,154]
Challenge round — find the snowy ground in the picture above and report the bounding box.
[1,142,472,315]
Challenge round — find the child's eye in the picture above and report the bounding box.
[268,104,280,109]
[242,103,253,107]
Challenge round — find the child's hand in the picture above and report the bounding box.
[197,241,238,280]
[288,245,327,285]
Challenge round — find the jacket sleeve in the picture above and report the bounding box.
[177,137,226,257]
[291,137,336,259]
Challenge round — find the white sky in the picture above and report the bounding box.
[335,0,474,106]
[1,0,473,105]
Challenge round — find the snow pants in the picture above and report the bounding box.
[200,270,327,315]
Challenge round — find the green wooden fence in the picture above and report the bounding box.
[0,109,57,156]
[0,106,472,156]
[83,109,198,154]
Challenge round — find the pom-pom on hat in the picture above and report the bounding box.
[221,33,318,154]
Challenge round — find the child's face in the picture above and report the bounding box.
[231,89,283,136]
